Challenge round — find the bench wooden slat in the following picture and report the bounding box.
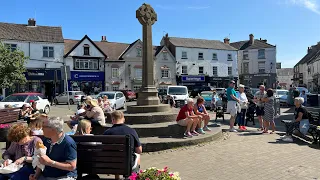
[72,135,127,144]
[78,162,125,169]
[80,168,127,175]
[77,156,125,163]
[77,144,126,151]
[77,150,126,157]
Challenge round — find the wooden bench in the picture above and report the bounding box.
[0,108,20,124]
[5,135,133,180]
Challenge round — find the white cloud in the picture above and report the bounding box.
[285,0,320,14]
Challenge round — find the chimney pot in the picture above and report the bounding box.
[224,38,230,45]
[101,36,107,42]
[164,33,170,46]
[249,34,254,45]
[28,18,36,26]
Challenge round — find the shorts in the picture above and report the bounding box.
[256,106,264,116]
[70,120,78,127]
[227,101,237,116]
[299,119,310,135]
[177,119,189,126]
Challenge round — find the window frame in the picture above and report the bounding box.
[198,52,204,60]
[212,66,218,76]
[212,53,217,60]
[112,85,119,91]
[136,48,142,57]
[243,62,249,74]
[135,68,142,78]
[258,61,266,73]
[111,68,119,78]
[227,54,232,61]
[198,66,204,74]
[74,59,99,70]
[163,52,168,60]
[83,46,90,56]
[181,51,188,59]
[228,67,232,75]
[181,65,188,74]
[243,51,249,60]
[258,49,265,59]
[161,69,169,78]
[43,46,54,58]
[5,43,17,52]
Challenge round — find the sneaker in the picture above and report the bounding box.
[203,126,211,131]
[282,136,293,142]
[192,131,199,136]
[242,126,247,130]
[197,128,206,134]
[229,128,238,132]
[280,135,289,139]
[184,132,193,138]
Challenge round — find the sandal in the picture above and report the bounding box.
[262,131,268,133]
[257,128,263,131]
[270,131,275,134]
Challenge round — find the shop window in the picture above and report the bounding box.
[258,49,265,59]
[112,85,119,91]
[112,68,119,78]
[43,46,54,58]
[228,67,232,75]
[135,68,142,78]
[161,69,169,78]
[133,85,141,91]
[83,44,90,55]
[182,66,188,74]
[74,59,99,70]
[70,81,102,95]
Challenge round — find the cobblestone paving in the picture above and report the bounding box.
[141,125,320,180]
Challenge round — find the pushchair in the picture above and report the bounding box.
[245,100,256,126]
[215,99,224,121]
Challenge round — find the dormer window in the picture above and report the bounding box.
[83,44,90,56]
[136,47,142,57]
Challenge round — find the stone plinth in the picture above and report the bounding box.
[126,104,170,113]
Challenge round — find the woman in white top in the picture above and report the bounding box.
[236,84,249,130]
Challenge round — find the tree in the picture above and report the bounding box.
[0,42,28,89]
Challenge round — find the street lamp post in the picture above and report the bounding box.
[55,58,70,110]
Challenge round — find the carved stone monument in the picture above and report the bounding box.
[135,3,160,106]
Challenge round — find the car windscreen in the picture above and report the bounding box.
[1,95,28,102]
[98,93,115,99]
[277,91,287,95]
[201,93,212,97]
[168,87,187,95]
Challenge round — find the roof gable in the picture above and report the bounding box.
[230,40,275,50]
[0,22,64,43]
[155,46,175,62]
[64,35,107,58]
[118,39,142,59]
[168,37,237,51]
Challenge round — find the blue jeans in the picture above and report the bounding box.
[236,109,247,126]
[0,164,34,180]
[299,119,310,135]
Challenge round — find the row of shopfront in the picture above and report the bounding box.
[176,75,238,88]
[6,69,105,96]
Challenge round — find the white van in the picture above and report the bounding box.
[167,86,189,108]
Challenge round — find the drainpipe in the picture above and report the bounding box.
[104,58,106,91]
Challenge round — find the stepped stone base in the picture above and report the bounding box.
[126,104,171,113]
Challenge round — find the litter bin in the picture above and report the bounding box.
[307,94,319,107]
[274,97,280,115]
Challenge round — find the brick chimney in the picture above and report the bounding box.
[308,47,311,53]
[164,33,170,46]
[249,34,254,45]
[224,38,230,44]
[28,18,36,26]
[101,36,107,42]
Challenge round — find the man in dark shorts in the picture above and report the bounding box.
[254,85,266,131]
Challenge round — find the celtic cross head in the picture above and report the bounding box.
[136,3,157,26]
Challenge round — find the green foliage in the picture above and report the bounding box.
[0,42,28,89]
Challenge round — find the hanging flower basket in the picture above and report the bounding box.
[0,124,11,142]
[129,167,181,180]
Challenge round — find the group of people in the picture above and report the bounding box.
[0,110,142,180]
[19,101,40,123]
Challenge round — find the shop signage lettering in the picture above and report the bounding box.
[28,72,44,76]
[211,78,222,81]
[253,74,270,77]
[74,74,100,79]
[182,76,205,82]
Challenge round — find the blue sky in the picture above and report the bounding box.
[1,0,320,67]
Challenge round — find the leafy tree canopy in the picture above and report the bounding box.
[0,42,28,89]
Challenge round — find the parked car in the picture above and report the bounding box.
[119,89,136,101]
[251,88,259,95]
[54,91,85,105]
[97,91,126,110]
[0,93,51,114]
[199,91,213,109]
[189,86,211,98]
[213,88,226,95]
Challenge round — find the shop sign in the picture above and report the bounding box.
[211,78,223,81]
[253,74,271,77]
[28,72,44,76]
[182,76,205,82]
[70,71,105,81]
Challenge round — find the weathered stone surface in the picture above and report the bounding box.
[136,3,157,26]
[126,104,171,113]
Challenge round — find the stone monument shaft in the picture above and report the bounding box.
[136,3,160,106]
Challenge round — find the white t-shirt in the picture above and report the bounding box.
[237,92,248,109]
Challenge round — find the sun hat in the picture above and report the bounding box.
[89,99,99,107]
[85,96,93,105]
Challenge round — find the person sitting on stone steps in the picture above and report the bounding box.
[194,97,211,134]
[176,98,200,138]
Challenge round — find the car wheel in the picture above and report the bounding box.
[44,105,50,114]
[54,99,59,105]
[69,99,74,105]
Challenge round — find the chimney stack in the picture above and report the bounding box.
[223,38,230,44]
[101,36,107,42]
[164,33,170,46]
[28,18,36,26]
[308,47,311,53]
[249,34,254,45]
